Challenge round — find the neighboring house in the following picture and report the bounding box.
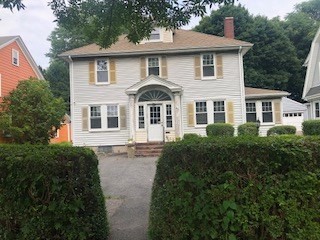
[0,36,44,142]
[282,97,307,133]
[303,27,320,119]
[60,18,289,150]
[50,114,72,144]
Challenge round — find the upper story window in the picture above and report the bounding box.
[315,102,320,118]
[96,59,109,84]
[150,28,160,40]
[12,49,19,66]
[148,57,160,76]
[213,101,225,123]
[262,101,273,123]
[195,101,208,125]
[90,106,102,129]
[246,102,257,122]
[202,54,215,78]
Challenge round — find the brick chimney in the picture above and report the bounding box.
[224,17,234,39]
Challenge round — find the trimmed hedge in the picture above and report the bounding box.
[149,136,320,239]
[303,119,320,135]
[183,133,201,141]
[0,145,108,240]
[267,125,296,136]
[206,123,234,137]
[238,122,259,136]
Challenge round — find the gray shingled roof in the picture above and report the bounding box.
[0,36,18,47]
[305,85,320,97]
[282,97,307,113]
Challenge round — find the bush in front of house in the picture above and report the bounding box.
[183,133,201,141]
[238,122,259,136]
[149,136,320,239]
[206,123,234,137]
[0,145,108,240]
[267,125,296,136]
[303,119,320,135]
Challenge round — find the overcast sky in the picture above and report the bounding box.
[0,0,306,69]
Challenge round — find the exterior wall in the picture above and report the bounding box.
[0,41,38,101]
[71,51,244,146]
[50,123,71,144]
[311,47,320,87]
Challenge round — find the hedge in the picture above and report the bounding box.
[303,119,320,135]
[0,145,108,240]
[238,122,259,136]
[149,136,320,239]
[206,123,234,137]
[183,133,201,141]
[267,125,296,136]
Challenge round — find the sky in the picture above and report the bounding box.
[0,0,306,69]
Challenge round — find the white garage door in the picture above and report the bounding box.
[283,113,304,132]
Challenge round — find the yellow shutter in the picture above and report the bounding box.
[187,103,195,127]
[120,105,127,130]
[89,61,95,85]
[216,55,223,79]
[194,55,201,80]
[161,56,168,79]
[274,100,281,124]
[82,107,88,131]
[109,59,116,84]
[227,101,234,124]
[140,57,146,80]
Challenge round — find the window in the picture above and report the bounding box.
[96,59,108,83]
[262,101,273,123]
[150,28,160,40]
[107,105,119,128]
[246,102,257,122]
[196,101,207,125]
[166,104,173,128]
[12,49,19,66]
[202,54,215,78]
[90,106,102,129]
[138,106,145,129]
[315,102,320,118]
[214,101,225,123]
[148,57,160,76]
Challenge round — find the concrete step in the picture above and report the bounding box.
[135,142,165,157]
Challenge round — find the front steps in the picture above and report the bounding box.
[135,142,165,157]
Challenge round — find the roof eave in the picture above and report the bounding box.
[245,93,290,100]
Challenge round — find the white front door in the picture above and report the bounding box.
[148,105,164,141]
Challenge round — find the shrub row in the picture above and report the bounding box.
[206,123,234,137]
[267,125,296,136]
[303,119,320,135]
[149,136,320,239]
[0,145,108,240]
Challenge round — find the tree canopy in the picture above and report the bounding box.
[0,79,66,144]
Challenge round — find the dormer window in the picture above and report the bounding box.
[12,49,19,66]
[150,28,160,40]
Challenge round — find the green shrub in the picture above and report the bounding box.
[267,125,296,136]
[0,145,108,240]
[206,123,234,137]
[303,120,320,135]
[149,136,320,239]
[183,133,201,140]
[238,122,259,136]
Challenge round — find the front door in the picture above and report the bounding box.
[148,105,164,141]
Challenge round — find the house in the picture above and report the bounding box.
[50,114,72,144]
[303,27,320,119]
[282,97,307,133]
[0,36,44,142]
[60,18,289,151]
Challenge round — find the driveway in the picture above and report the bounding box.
[98,155,158,240]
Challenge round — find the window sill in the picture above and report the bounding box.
[95,82,110,85]
[89,128,120,132]
[201,77,217,81]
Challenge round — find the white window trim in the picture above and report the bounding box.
[137,104,146,130]
[195,100,208,127]
[89,104,120,131]
[148,28,162,42]
[261,101,274,124]
[95,58,110,85]
[245,101,257,122]
[201,53,216,80]
[147,57,161,77]
[315,101,320,119]
[12,49,19,66]
[246,101,275,125]
[165,103,174,129]
[213,100,226,123]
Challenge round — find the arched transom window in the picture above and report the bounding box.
[138,90,171,102]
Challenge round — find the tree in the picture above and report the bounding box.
[295,0,320,22]
[0,78,66,144]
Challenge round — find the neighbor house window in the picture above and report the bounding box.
[213,101,225,123]
[107,105,119,129]
[166,104,173,128]
[262,101,273,123]
[12,49,19,66]
[138,105,145,129]
[246,102,257,122]
[195,101,207,125]
[96,59,108,83]
[90,106,102,129]
[150,28,160,40]
[315,102,320,118]
[148,57,160,76]
[202,54,215,78]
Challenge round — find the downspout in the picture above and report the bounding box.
[68,56,74,144]
[238,46,246,124]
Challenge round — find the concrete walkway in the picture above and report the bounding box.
[98,155,157,240]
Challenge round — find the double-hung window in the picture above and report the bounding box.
[96,59,108,83]
[148,57,160,76]
[150,28,160,40]
[213,101,225,123]
[246,102,257,122]
[195,101,208,125]
[107,105,119,129]
[315,102,320,118]
[202,54,215,78]
[90,106,102,129]
[262,101,273,123]
[12,49,19,66]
